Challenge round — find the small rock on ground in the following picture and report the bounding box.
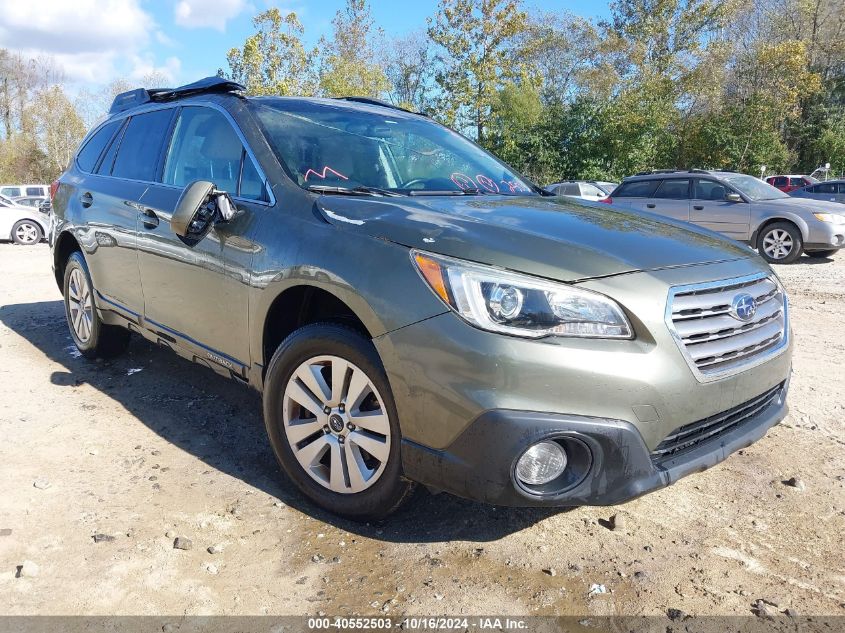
[610,513,627,531]
[208,543,225,554]
[16,560,39,578]
[784,476,806,490]
[32,479,50,490]
[173,537,193,551]
[667,608,686,621]
[92,533,115,543]
[542,567,557,577]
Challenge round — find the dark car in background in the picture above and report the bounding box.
[49,78,792,519]
[790,179,845,205]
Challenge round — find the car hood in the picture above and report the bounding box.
[769,196,844,213]
[315,195,753,282]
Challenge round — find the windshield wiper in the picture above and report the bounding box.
[306,185,403,197]
[407,188,487,196]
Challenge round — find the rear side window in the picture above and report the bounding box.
[163,106,264,200]
[654,179,690,199]
[789,177,804,186]
[615,180,659,198]
[561,183,580,196]
[25,187,44,197]
[76,120,121,173]
[110,109,175,182]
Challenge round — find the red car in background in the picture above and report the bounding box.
[766,174,817,192]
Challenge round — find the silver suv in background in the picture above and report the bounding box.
[607,170,845,263]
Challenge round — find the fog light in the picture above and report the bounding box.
[515,441,567,485]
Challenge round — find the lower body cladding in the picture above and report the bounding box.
[402,380,788,506]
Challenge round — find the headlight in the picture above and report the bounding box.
[411,250,633,339]
[813,212,845,223]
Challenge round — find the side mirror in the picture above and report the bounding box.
[725,192,743,203]
[171,180,237,238]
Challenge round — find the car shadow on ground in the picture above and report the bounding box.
[0,299,568,543]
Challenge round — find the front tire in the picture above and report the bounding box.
[806,249,837,259]
[63,252,130,359]
[757,222,803,264]
[12,220,42,245]
[263,323,412,520]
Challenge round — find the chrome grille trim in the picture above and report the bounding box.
[665,272,789,382]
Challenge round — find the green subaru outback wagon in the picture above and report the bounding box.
[50,77,792,519]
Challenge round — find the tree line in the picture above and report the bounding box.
[2,0,843,186]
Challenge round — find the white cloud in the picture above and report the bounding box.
[174,0,249,31]
[129,55,182,85]
[0,0,181,86]
[0,0,153,55]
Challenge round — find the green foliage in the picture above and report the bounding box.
[317,0,388,97]
[427,0,529,142]
[225,9,316,96]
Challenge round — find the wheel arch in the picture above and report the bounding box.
[53,230,83,292]
[260,284,376,376]
[751,215,807,246]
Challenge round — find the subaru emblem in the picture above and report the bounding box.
[730,293,757,322]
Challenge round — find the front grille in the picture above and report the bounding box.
[651,382,784,463]
[668,274,787,379]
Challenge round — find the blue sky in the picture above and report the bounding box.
[0,1,611,88]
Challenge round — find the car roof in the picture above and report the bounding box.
[109,76,424,121]
[622,170,740,182]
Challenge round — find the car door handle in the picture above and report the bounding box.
[646,203,656,209]
[693,205,704,210]
[80,192,93,208]
[140,209,159,229]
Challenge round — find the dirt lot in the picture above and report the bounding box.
[0,243,843,618]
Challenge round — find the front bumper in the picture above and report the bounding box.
[402,379,789,507]
[805,220,845,250]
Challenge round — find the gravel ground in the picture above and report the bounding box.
[0,243,843,617]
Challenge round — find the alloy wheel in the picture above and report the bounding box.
[762,229,794,260]
[15,222,39,244]
[282,355,391,494]
[67,268,94,343]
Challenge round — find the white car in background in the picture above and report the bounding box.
[0,183,49,199]
[546,180,618,201]
[0,193,49,245]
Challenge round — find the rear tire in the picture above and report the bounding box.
[757,222,803,264]
[11,220,42,245]
[263,323,413,521]
[63,252,130,359]
[806,249,837,259]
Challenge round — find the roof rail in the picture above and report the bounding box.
[633,168,719,176]
[109,76,246,115]
[335,96,428,117]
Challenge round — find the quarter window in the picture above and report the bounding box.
[110,109,175,181]
[76,120,121,173]
[815,182,837,194]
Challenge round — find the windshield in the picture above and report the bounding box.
[722,174,789,201]
[251,100,535,196]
